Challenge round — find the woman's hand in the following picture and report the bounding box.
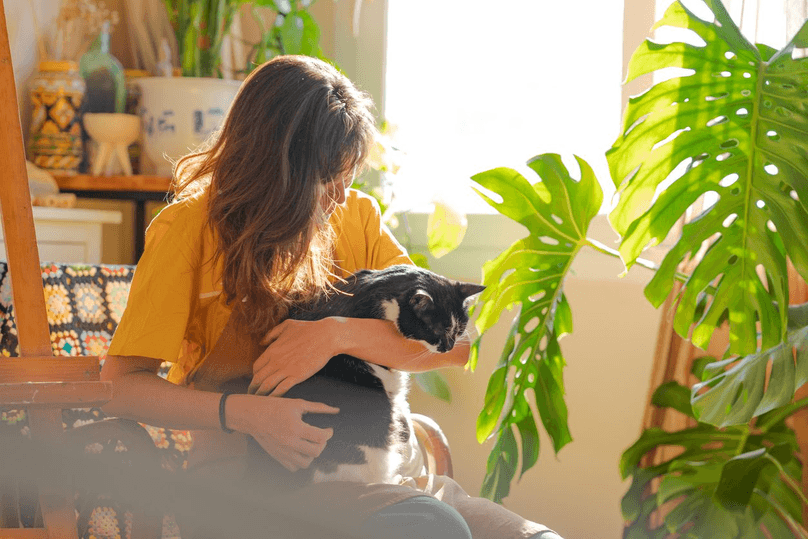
[250,318,341,396]
[230,393,339,472]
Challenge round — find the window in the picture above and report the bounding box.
[384,1,626,214]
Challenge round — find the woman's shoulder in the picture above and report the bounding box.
[145,191,209,252]
[342,188,382,217]
[330,189,382,234]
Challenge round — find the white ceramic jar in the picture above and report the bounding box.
[136,77,242,176]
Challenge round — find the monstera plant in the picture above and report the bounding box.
[469,0,808,534]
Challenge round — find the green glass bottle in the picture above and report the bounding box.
[79,21,126,113]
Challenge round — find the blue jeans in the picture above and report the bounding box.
[360,496,563,539]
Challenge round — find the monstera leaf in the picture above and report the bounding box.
[622,380,805,539]
[691,302,808,427]
[470,154,602,502]
[607,0,808,357]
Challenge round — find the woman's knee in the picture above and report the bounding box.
[360,496,472,539]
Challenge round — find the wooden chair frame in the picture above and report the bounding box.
[0,2,111,537]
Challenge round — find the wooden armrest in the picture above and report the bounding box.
[0,381,111,408]
[411,413,453,478]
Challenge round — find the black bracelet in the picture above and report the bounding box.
[219,391,235,434]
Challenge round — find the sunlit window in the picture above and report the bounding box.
[384,1,625,214]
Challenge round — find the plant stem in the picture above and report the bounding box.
[757,396,808,433]
[734,425,750,456]
[764,454,808,508]
[585,238,690,284]
[756,490,808,539]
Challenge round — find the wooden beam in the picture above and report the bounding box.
[0,357,101,383]
[53,174,172,193]
[0,0,51,358]
[0,381,112,408]
[0,528,49,539]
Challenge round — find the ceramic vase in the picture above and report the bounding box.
[28,61,86,176]
[136,77,242,176]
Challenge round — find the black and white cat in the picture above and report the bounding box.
[222,264,484,490]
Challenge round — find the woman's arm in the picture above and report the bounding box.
[250,316,470,396]
[100,356,338,471]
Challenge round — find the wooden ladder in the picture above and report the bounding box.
[0,1,112,537]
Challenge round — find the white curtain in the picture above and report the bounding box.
[719,0,806,47]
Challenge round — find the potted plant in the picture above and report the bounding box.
[137,0,329,175]
[162,0,328,79]
[466,0,808,535]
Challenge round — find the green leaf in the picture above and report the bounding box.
[294,10,322,57]
[427,201,467,258]
[619,425,743,480]
[471,154,600,500]
[713,448,772,512]
[476,365,509,444]
[409,252,430,269]
[607,0,808,357]
[279,12,304,54]
[621,468,656,522]
[479,426,518,504]
[691,325,808,426]
[412,371,451,403]
[651,381,695,418]
[657,460,722,506]
[533,331,572,453]
[788,300,808,330]
[622,375,802,537]
[514,403,539,480]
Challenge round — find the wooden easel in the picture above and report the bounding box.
[0,1,112,537]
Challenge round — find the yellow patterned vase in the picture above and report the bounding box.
[28,61,86,175]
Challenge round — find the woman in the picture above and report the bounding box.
[101,55,560,539]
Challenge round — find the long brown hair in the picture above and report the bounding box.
[173,56,376,335]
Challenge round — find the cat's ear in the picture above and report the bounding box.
[410,290,434,314]
[459,282,486,299]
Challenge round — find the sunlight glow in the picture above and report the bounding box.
[384,1,623,213]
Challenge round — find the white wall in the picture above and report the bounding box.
[402,213,662,539]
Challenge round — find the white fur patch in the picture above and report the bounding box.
[381,299,400,324]
[417,340,439,353]
[310,298,416,486]
[369,364,409,399]
[312,445,404,484]
[311,365,411,485]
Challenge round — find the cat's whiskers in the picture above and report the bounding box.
[459,326,478,342]
[397,346,434,366]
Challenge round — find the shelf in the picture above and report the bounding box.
[28,206,122,224]
[53,174,172,194]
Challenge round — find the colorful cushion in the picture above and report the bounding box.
[0,262,186,539]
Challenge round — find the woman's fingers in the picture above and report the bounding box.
[269,377,297,397]
[301,401,340,415]
[260,321,285,347]
[290,451,315,470]
[297,437,328,459]
[251,372,285,395]
[301,424,334,447]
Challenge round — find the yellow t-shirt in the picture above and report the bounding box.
[107,188,412,384]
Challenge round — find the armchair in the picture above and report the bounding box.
[0,262,453,539]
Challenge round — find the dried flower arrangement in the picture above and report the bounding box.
[32,0,120,61]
